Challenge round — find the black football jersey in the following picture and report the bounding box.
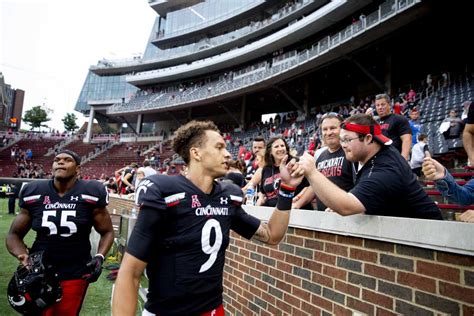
[19,179,109,280]
[127,174,260,315]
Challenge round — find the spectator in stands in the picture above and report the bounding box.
[408,108,422,145]
[256,137,313,210]
[237,140,247,160]
[297,114,443,220]
[463,101,474,166]
[166,163,179,176]
[134,167,147,188]
[410,134,430,177]
[142,160,157,177]
[244,137,265,181]
[307,136,317,156]
[106,177,118,194]
[10,147,16,161]
[222,160,246,187]
[407,88,416,103]
[117,163,138,194]
[440,110,464,139]
[296,113,355,211]
[370,93,412,160]
[295,139,305,157]
[422,157,473,223]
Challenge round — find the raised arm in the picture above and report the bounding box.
[298,153,365,215]
[253,156,303,244]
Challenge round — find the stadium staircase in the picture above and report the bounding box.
[0,138,62,177]
[80,141,160,178]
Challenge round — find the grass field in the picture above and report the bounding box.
[0,198,144,316]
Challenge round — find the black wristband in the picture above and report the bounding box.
[276,184,296,211]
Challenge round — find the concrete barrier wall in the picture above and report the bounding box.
[109,196,474,315]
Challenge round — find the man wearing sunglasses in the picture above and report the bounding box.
[297,114,442,219]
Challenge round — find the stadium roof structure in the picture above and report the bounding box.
[76,0,472,142]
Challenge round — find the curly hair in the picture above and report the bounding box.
[171,120,220,164]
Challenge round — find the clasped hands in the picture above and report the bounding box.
[278,153,317,186]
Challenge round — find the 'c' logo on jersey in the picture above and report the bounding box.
[135,180,154,205]
[220,197,228,205]
[191,195,201,208]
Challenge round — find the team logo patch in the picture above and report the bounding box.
[164,192,185,207]
[23,195,41,204]
[43,196,51,205]
[191,195,201,208]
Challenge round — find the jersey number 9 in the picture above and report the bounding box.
[199,219,223,273]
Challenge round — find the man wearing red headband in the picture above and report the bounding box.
[298,114,442,219]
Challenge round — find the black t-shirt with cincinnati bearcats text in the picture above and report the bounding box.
[19,179,109,280]
[260,165,312,210]
[127,174,260,316]
[315,147,355,210]
[377,114,412,152]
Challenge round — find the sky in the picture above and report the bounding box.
[1,0,156,132]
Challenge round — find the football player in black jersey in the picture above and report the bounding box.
[113,121,304,316]
[6,149,114,315]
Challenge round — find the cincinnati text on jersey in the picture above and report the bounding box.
[195,205,229,216]
[44,202,77,209]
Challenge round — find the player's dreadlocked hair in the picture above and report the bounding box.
[172,120,220,164]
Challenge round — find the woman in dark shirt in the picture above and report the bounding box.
[257,137,312,209]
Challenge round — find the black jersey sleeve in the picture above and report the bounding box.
[18,181,44,209]
[87,180,109,207]
[231,208,261,239]
[126,206,166,262]
[135,176,167,210]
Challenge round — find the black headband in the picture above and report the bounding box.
[57,149,81,165]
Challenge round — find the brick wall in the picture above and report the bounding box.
[109,196,474,315]
[109,195,135,215]
[224,228,474,316]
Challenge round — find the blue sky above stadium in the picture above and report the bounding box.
[1,0,155,131]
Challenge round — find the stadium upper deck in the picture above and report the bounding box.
[75,0,472,143]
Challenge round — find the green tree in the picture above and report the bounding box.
[62,112,79,132]
[22,106,51,131]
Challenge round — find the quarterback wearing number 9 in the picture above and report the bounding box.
[113,121,304,316]
[6,150,114,315]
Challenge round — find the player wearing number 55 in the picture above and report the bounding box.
[6,149,114,315]
[113,121,303,316]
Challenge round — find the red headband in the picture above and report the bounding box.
[341,122,393,145]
